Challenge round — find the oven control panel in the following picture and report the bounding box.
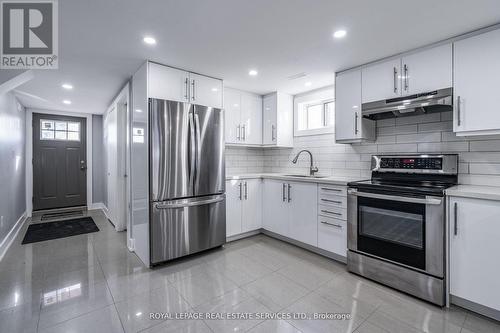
[380,157,442,170]
[371,155,458,174]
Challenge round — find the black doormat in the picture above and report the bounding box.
[22,217,99,244]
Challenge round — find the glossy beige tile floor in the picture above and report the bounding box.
[0,209,499,332]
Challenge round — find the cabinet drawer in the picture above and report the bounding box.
[318,216,347,256]
[318,184,347,197]
[318,195,346,209]
[318,205,346,220]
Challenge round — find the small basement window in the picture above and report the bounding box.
[294,86,335,136]
[40,119,80,141]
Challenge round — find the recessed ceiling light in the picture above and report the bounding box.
[211,87,218,92]
[305,82,312,87]
[63,100,71,105]
[62,83,73,90]
[333,30,347,39]
[248,69,258,76]
[135,109,143,113]
[143,36,156,45]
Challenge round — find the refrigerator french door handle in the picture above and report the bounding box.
[194,112,202,192]
[188,111,196,190]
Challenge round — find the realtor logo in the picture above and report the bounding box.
[1,0,58,69]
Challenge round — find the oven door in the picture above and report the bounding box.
[347,189,444,277]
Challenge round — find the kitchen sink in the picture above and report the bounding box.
[283,174,328,178]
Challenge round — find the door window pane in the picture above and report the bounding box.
[41,130,55,139]
[41,120,54,130]
[68,122,80,132]
[55,122,67,131]
[55,131,67,140]
[67,132,80,141]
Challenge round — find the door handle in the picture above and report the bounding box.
[80,160,87,170]
[457,96,461,127]
[244,181,248,200]
[282,183,286,202]
[191,79,195,101]
[454,202,458,236]
[393,67,398,94]
[188,113,196,188]
[348,189,442,205]
[287,184,291,202]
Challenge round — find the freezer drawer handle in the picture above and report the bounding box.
[155,196,224,209]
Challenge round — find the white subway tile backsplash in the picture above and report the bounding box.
[226,112,500,186]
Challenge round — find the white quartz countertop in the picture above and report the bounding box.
[226,173,367,186]
[446,185,500,201]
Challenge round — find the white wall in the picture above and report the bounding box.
[0,92,26,244]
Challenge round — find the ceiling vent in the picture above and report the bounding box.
[287,72,307,80]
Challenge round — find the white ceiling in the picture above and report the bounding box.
[4,0,500,114]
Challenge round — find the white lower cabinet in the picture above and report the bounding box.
[226,179,262,237]
[449,196,500,314]
[262,180,318,247]
[287,182,318,246]
[263,179,289,236]
[317,184,348,257]
[318,216,347,256]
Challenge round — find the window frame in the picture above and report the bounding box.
[294,86,335,137]
[40,119,81,142]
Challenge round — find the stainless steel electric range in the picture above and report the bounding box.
[347,154,458,306]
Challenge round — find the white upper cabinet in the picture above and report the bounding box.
[401,44,452,95]
[148,62,189,102]
[241,92,263,145]
[224,87,262,145]
[454,28,500,135]
[262,92,293,147]
[362,58,401,103]
[335,69,375,143]
[224,88,241,144]
[361,44,452,103]
[147,62,222,108]
[189,73,223,109]
[449,196,500,314]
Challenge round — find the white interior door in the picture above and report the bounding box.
[106,107,117,224]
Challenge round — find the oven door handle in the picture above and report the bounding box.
[348,189,442,205]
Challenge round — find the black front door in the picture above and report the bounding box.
[33,113,87,211]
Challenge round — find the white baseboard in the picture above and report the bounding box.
[0,212,27,262]
[88,202,106,210]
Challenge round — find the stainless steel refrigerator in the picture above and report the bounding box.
[149,98,225,264]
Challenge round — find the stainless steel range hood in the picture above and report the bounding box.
[362,88,453,120]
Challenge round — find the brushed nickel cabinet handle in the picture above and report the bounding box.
[321,198,342,204]
[393,67,398,93]
[238,182,242,200]
[454,202,458,236]
[354,112,359,135]
[320,221,342,228]
[282,183,286,202]
[287,184,291,202]
[184,78,189,100]
[321,209,342,216]
[457,96,461,127]
[404,64,409,91]
[191,79,196,101]
[244,181,248,200]
[236,125,241,140]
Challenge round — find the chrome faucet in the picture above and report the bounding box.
[292,150,319,176]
